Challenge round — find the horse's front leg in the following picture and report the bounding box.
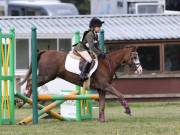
[104,83,131,116]
[97,89,106,122]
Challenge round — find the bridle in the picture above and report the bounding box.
[104,50,141,77]
[129,51,141,71]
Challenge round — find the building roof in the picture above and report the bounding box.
[0,14,180,40]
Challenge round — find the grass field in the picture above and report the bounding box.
[1,101,180,135]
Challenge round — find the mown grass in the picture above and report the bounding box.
[1,101,180,135]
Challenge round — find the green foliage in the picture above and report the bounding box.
[61,0,90,14]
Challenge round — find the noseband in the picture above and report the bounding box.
[129,52,141,71]
[130,62,141,70]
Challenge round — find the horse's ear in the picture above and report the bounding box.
[131,46,137,51]
[125,45,136,49]
[125,45,137,51]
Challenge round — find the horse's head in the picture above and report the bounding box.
[122,46,143,74]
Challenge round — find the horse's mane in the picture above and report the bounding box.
[106,45,136,54]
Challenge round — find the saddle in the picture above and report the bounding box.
[73,50,96,71]
[65,51,98,77]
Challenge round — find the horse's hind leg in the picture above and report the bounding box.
[17,75,53,108]
[37,75,52,87]
[16,77,32,108]
[24,77,32,97]
[104,83,131,115]
[97,89,106,122]
[24,75,54,98]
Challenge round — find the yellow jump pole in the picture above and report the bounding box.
[38,94,99,101]
[4,38,11,118]
[17,90,78,125]
[0,28,15,125]
[15,93,62,123]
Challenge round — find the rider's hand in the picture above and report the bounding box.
[98,52,106,59]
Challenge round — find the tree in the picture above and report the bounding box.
[61,0,90,14]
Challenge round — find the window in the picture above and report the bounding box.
[26,7,47,16]
[128,2,164,14]
[37,39,57,51]
[11,10,20,16]
[137,4,164,14]
[58,39,71,52]
[117,1,123,7]
[128,2,136,14]
[26,10,36,16]
[0,10,4,16]
[165,44,180,71]
[138,46,160,71]
[20,7,25,16]
[166,0,180,11]
[16,39,29,69]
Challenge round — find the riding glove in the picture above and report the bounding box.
[98,52,106,59]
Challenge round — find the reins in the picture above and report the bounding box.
[105,54,118,79]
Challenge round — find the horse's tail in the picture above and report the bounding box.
[18,50,47,86]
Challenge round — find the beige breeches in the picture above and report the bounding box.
[77,51,92,63]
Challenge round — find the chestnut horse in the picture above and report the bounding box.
[19,46,142,122]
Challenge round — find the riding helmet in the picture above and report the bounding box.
[89,17,104,28]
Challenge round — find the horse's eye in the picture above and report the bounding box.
[133,57,137,60]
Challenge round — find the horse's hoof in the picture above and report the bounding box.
[99,113,105,123]
[15,99,25,108]
[125,108,132,116]
[99,119,105,123]
[16,102,25,108]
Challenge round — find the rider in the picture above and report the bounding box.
[73,17,106,82]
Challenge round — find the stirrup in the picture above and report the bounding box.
[80,73,88,82]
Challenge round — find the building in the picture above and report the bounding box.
[0,0,79,16]
[1,14,180,98]
[91,0,165,14]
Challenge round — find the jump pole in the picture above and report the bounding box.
[16,90,78,124]
[31,27,38,124]
[74,31,81,121]
[99,29,105,52]
[38,94,99,101]
[15,93,64,124]
[0,28,15,125]
[73,31,93,120]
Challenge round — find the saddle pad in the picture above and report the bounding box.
[65,53,98,77]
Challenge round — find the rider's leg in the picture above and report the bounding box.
[78,51,92,81]
[80,61,91,81]
[78,51,92,62]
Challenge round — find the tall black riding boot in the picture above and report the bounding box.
[80,61,91,82]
